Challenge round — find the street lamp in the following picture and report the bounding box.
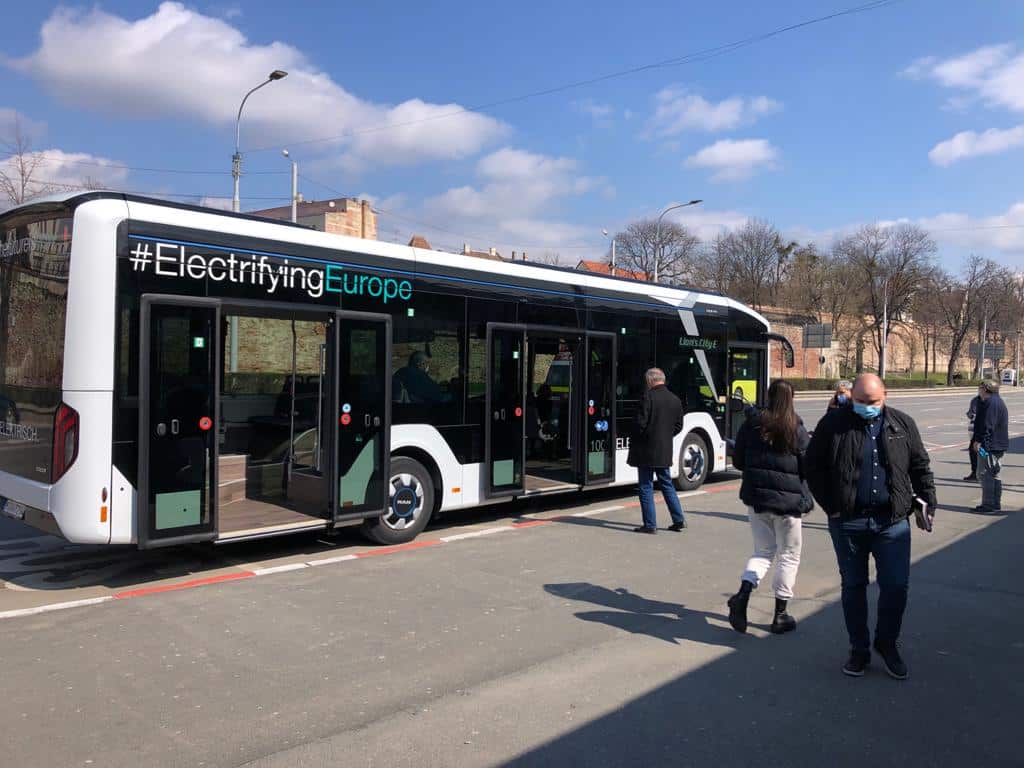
[282,149,300,223]
[602,228,616,277]
[232,69,288,212]
[654,199,702,283]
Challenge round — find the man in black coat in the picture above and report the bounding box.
[972,379,1009,513]
[627,368,686,533]
[806,373,937,680]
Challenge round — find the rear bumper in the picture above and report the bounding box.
[0,472,64,537]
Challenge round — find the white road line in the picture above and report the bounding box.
[252,563,309,576]
[306,554,359,567]
[0,596,113,620]
[440,526,514,542]
[679,490,708,499]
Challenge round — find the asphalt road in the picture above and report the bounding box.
[1,389,1022,767]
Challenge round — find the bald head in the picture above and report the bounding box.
[852,373,886,408]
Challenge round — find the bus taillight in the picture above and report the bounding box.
[52,403,80,482]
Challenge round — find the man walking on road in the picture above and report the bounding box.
[627,368,687,534]
[972,380,1009,513]
[805,374,937,680]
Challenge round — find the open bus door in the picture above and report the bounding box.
[333,312,391,522]
[139,296,220,548]
[485,324,526,498]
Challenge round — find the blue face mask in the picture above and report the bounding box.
[853,402,882,420]
[836,394,849,406]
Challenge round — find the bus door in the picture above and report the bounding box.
[334,312,391,522]
[580,332,616,485]
[727,346,765,444]
[139,297,220,548]
[485,324,526,498]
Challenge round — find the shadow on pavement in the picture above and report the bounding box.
[544,582,738,648]
[511,509,1024,767]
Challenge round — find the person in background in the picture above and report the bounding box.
[727,380,813,635]
[627,368,687,534]
[972,380,1009,513]
[964,385,984,482]
[393,351,444,404]
[827,379,853,411]
[805,374,937,680]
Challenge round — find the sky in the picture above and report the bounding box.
[2,0,1024,272]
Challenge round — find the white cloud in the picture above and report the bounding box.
[573,99,614,120]
[645,86,781,137]
[2,148,129,190]
[912,202,1024,262]
[684,138,779,182]
[0,108,47,140]
[420,147,606,254]
[906,43,1024,112]
[929,124,1024,166]
[11,3,506,171]
[199,196,233,210]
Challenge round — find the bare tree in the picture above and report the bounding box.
[0,115,59,207]
[838,223,937,377]
[725,219,793,309]
[691,233,734,294]
[611,218,701,284]
[933,256,1007,385]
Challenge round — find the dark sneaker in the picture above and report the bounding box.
[770,612,796,634]
[727,592,749,634]
[973,505,995,514]
[873,640,908,680]
[842,649,871,677]
[962,474,977,481]
[668,521,687,531]
[632,526,657,534]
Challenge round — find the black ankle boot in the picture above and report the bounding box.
[727,581,753,633]
[770,597,796,634]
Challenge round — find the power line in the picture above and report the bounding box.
[4,154,287,176]
[248,0,903,154]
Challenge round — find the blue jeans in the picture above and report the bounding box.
[638,467,685,529]
[828,514,911,650]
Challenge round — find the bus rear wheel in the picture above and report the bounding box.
[360,456,435,545]
[673,433,709,491]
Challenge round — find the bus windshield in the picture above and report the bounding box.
[0,211,72,481]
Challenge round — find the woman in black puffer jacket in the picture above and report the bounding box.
[727,379,813,635]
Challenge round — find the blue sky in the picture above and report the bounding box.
[3,0,1023,270]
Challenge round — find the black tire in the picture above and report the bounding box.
[673,433,710,491]
[360,456,435,545]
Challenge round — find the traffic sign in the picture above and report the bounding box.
[803,323,832,349]
[969,343,1005,359]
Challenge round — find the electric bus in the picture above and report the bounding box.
[0,193,792,548]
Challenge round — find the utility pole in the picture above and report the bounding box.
[611,237,616,277]
[979,304,988,381]
[880,276,888,379]
[282,149,298,223]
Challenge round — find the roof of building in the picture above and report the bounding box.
[250,197,362,220]
[408,234,432,249]
[575,259,647,281]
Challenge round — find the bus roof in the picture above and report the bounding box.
[4,190,769,328]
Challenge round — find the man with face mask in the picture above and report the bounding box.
[805,374,937,680]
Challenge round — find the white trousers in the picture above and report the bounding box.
[741,507,803,600]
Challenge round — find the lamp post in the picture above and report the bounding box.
[602,228,616,276]
[232,69,288,213]
[282,149,299,223]
[653,199,702,283]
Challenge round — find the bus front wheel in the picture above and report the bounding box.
[674,433,709,491]
[360,456,435,545]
